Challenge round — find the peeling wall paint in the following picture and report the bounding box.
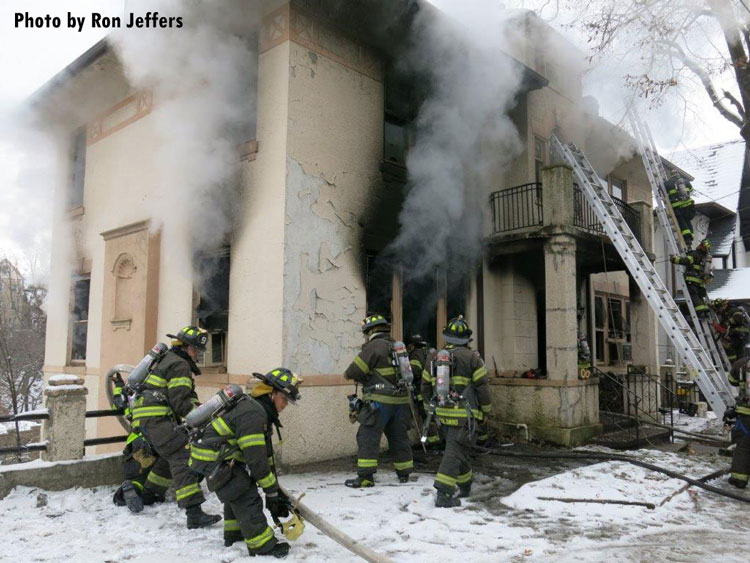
[284,158,362,372]
[282,39,384,374]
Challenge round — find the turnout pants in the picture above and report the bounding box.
[686,283,709,316]
[140,417,205,508]
[113,435,165,505]
[731,414,750,486]
[674,206,695,246]
[434,424,475,494]
[356,402,413,478]
[217,464,277,555]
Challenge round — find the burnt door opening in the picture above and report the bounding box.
[402,273,437,347]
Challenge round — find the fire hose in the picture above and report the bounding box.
[104,364,134,433]
[279,485,394,563]
[474,445,750,504]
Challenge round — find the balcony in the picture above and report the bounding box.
[489,180,642,245]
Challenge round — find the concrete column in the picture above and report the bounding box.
[541,164,575,228]
[628,200,653,254]
[42,375,88,461]
[544,234,578,380]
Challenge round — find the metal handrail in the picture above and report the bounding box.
[0,408,128,457]
[489,182,543,234]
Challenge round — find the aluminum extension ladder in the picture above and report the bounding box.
[550,134,734,417]
[627,109,733,377]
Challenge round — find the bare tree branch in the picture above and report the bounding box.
[662,39,744,127]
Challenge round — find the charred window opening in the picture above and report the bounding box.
[403,271,438,347]
[70,277,90,362]
[70,127,86,209]
[194,246,230,367]
[381,64,421,180]
[365,251,392,320]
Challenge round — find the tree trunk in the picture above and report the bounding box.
[739,141,750,252]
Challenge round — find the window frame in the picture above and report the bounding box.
[608,175,627,202]
[68,275,91,365]
[194,245,231,370]
[592,291,631,367]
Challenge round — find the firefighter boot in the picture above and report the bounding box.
[186,504,222,529]
[121,481,144,514]
[141,489,165,506]
[728,476,748,489]
[398,475,410,483]
[344,475,374,488]
[250,542,290,558]
[224,531,244,547]
[457,483,472,498]
[435,490,461,508]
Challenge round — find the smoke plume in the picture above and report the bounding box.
[387,2,524,286]
[110,0,260,268]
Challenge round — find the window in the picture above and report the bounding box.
[593,293,631,366]
[365,251,392,320]
[195,246,230,367]
[70,277,90,362]
[609,176,627,202]
[534,137,547,184]
[383,66,419,173]
[70,128,86,208]
[384,119,411,166]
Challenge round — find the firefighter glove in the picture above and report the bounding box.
[266,493,289,519]
[670,255,680,264]
[723,406,737,425]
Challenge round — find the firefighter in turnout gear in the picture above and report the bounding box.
[713,299,750,363]
[343,314,414,487]
[664,171,696,249]
[109,371,164,513]
[670,239,713,318]
[407,335,442,449]
[725,348,750,488]
[130,326,221,528]
[189,369,303,558]
[421,316,493,507]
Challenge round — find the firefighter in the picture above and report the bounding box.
[189,369,303,558]
[422,315,493,507]
[130,325,220,528]
[406,334,444,450]
[664,172,696,249]
[343,314,414,487]
[577,331,592,379]
[670,239,712,318]
[109,371,165,513]
[713,299,750,362]
[408,334,443,449]
[576,307,591,379]
[724,348,750,489]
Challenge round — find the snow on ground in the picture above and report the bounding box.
[0,449,748,562]
[0,420,39,435]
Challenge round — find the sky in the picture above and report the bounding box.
[0,0,744,278]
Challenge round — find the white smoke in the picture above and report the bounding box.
[388,2,524,282]
[110,0,260,266]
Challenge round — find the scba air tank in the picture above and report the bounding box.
[435,349,452,403]
[184,384,244,429]
[392,341,413,385]
[126,342,169,389]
